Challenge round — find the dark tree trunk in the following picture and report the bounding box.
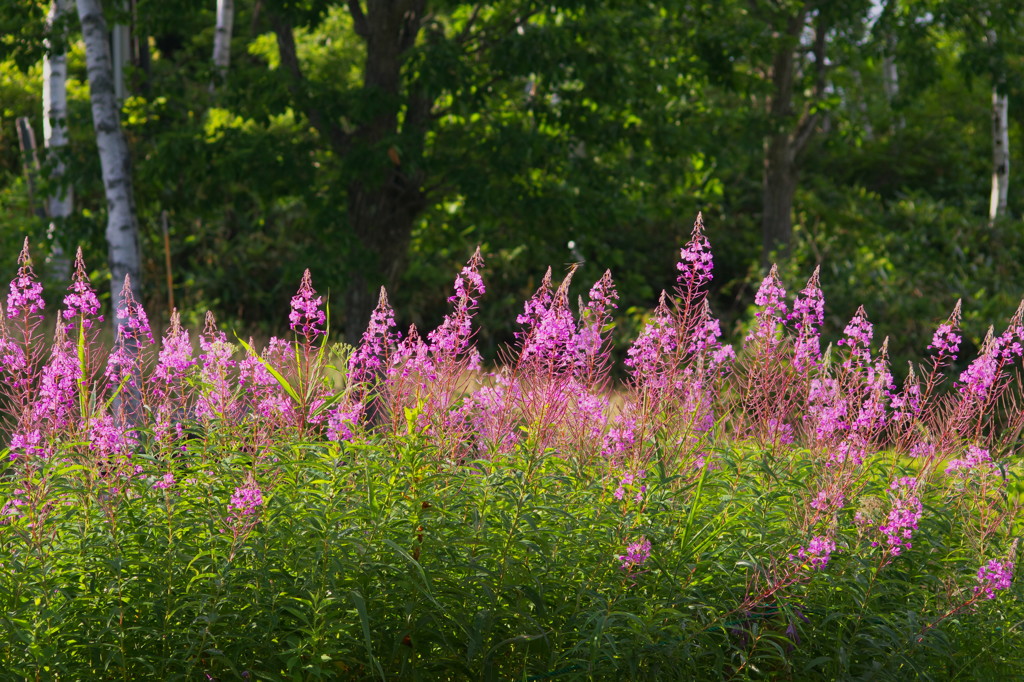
[274,1,428,343]
[342,0,427,342]
[759,5,827,269]
[762,134,798,265]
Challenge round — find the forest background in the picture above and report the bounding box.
[1,0,1023,372]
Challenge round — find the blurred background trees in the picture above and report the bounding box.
[1,0,1022,373]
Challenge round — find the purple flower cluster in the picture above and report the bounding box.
[613,469,647,504]
[349,288,399,384]
[789,267,824,371]
[877,477,923,557]
[154,311,195,384]
[229,484,264,517]
[975,559,1014,599]
[289,269,326,340]
[748,264,789,344]
[794,535,836,570]
[61,248,102,328]
[838,306,873,370]
[625,292,676,384]
[7,239,44,320]
[945,445,994,476]
[327,401,364,442]
[618,536,652,572]
[676,213,713,296]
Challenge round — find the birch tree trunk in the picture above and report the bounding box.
[211,0,234,91]
[76,0,142,328]
[989,87,1010,220]
[43,0,73,281]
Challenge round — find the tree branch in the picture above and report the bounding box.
[270,15,350,157]
[348,0,369,39]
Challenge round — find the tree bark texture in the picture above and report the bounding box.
[274,1,428,343]
[77,0,142,327]
[761,6,825,268]
[211,0,234,90]
[989,88,1009,220]
[43,0,73,280]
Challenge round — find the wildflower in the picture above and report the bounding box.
[624,291,676,384]
[838,306,873,370]
[349,287,400,384]
[61,247,102,328]
[154,310,195,384]
[34,329,78,425]
[194,313,237,420]
[975,559,1013,600]
[428,248,485,365]
[7,239,44,319]
[229,484,264,518]
[789,266,824,371]
[928,300,962,361]
[289,269,326,340]
[326,401,364,442]
[676,212,713,296]
[153,473,176,490]
[9,431,45,460]
[877,477,923,557]
[793,535,836,570]
[747,264,788,344]
[945,445,994,476]
[618,536,652,572]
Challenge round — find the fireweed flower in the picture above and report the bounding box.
[838,306,873,370]
[7,239,44,319]
[105,275,153,386]
[289,269,326,341]
[624,292,676,386]
[194,313,237,420]
[789,266,825,371]
[928,300,962,362]
[349,287,400,384]
[876,477,923,557]
[153,473,175,490]
[230,485,263,515]
[957,328,1004,399]
[238,338,294,421]
[154,310,195,385]
[613,469,647,504]
[326,400,364,442]
[618,536,652,572]
[747,264,788,345]
[34,328,79,425]
[676,212,713,297]
[427,248,485,366]
[571,270,618,368]
[975,559,1014,600]
[61,247,102,328]
[792,535,837,570]
[945,445,995,476]
[9,430,45,460]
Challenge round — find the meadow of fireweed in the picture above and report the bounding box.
[0,217,1021,680]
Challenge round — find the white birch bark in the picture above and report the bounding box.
[990,87,1010,219]
[43,0,73,280]
[76,0,142,329]
[211,0,234,91]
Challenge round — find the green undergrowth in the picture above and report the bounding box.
[1,435,1020,681]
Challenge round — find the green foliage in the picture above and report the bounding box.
[0,438,1020,679]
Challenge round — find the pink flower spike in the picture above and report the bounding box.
[289,269,326,340]
[676,212,713,295]
[62,247,102,328]
[7,238,45,319]
[975,559,1013,599]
